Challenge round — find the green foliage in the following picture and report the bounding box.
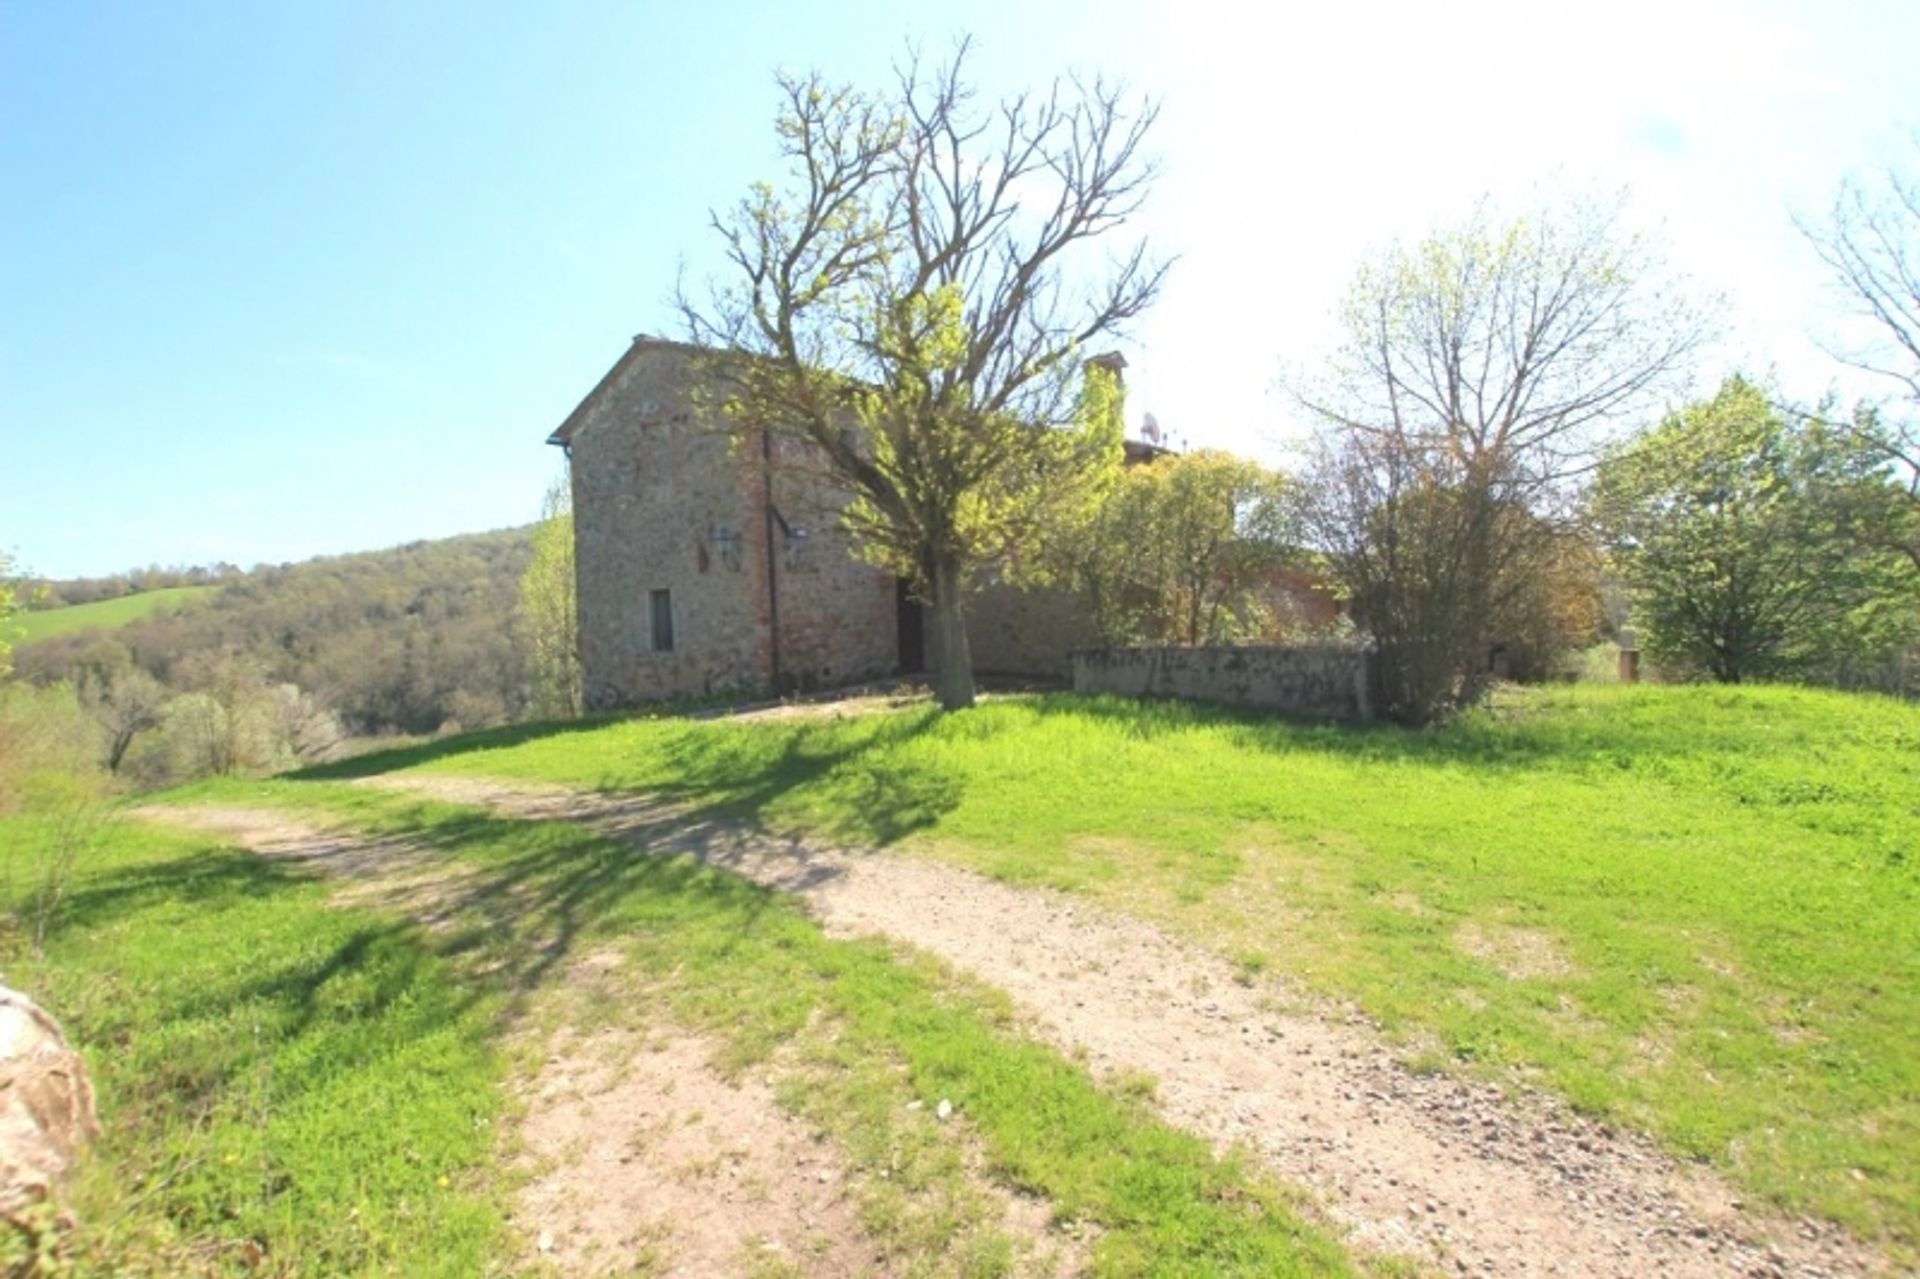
[0,682,114,957]
[1802,143,1920,575]
[0,816,508,1276]
[348,684,1920,1243]
[1058,449,1304,645]
[516,476,580,718]
[18,528,534,738]
[16,563,238,610]
[0,681,104,817]
[1593,376,1919,683]
[11,586,219,647]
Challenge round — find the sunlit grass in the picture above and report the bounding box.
[9,774,1370,1275]
[182,780,1366,1276]
[0,816,508,1277]
[331,682,1920,1245]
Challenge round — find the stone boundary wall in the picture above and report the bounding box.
[1072,645,1377,721]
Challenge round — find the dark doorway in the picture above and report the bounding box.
[895,578,926,674]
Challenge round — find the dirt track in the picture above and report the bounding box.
[145,783,1887,1278]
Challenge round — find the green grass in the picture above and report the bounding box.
[209,779,1365,1277]
[314,682,1920,1248]
[0,813,509,1277]
[10,777,1372,1276]
[12,587,220,645]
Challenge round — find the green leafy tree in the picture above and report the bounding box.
[518,477,581,718]
[1592,376,1915,683]
[1063,450,1301,645]
[680,40,1163,709]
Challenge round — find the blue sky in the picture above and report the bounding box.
[3,0,1914,578]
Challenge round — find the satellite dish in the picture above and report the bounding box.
[1142,411,1162,444]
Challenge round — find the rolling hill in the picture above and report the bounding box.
[13,585,221,646]
[14,527,535,735]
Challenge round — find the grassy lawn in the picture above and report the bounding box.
[0,813,509,1277]
[12,586,220,646]
[315,683,1920,1247]
[8,780,1369,1276]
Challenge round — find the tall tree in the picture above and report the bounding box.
[1801,142,1920,571]
[1592,377,1913,683]
[1294,199,1713,721]
[680,40,1164,709]
[518,477,581,718]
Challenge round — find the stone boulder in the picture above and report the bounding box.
[0,985,98,1218]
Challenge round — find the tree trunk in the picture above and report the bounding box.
[927,552,977,711]
[106,727,135,774]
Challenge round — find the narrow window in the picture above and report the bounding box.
[649,588,675,652]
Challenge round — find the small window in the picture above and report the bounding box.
[650,589,675,652]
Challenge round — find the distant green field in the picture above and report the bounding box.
[12,586,219,645]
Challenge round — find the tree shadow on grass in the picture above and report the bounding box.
[614,709,959,846]
[30,799,815,1128]
[18,839,492,1135]
[294,713,626,780]
[297,701,962,848]
[13,730,960,1268]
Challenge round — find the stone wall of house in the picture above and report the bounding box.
[567,341,904,708]
[1072,645,1377,721]
[766,434,900,692]
[569,344,771,709]
[967,581,1102,681]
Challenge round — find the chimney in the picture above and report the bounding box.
[1084,351,1128,389]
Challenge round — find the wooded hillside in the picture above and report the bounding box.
[15,527,535,742]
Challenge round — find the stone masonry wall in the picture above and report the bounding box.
[1072,645,1377,721]
[968,580,1102,681]
[569,344,769,709]
[766,434,898,692]
[567,341,902,708]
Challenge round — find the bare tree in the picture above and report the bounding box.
[679,40,1165,709]
[1800,144,1920,571]
[1299,197,1711,489]
[1295,199,1712,721]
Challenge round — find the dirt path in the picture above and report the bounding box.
[511,955,884,1278]
[355,774,1885,1279]
[133,805,999,1278]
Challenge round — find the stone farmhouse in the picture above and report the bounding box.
[550,336,1119,709]
[550,335,1333,711]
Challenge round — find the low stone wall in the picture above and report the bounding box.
[1072,645,1377,721]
